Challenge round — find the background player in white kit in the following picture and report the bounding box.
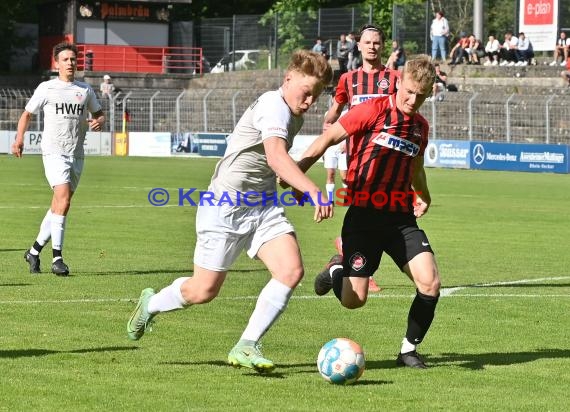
[127,50,334,373]
[12,42,105,276]
[323,141,347,198]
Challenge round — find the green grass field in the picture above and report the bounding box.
[1,155,569,411]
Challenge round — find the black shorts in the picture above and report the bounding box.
[340,206,434,277]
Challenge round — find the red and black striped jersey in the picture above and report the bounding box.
[334,66,400,109]
[338,95,429,213]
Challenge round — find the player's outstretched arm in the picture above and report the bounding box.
[263,136,332,222]
[12,111,32,158]
[297,122,349,174]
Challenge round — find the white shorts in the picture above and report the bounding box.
[193,202,295,271]
[42,155,84,192]
[323,144,347,170]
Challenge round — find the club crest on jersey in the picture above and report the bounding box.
[371,132,420,157]
[349,253,366,271]
[377,78,390,90]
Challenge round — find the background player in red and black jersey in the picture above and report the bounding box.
[323,24,401,129]
[324,24,400,293]
[299,56,441,369]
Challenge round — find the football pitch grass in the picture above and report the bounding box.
[0,155,569,411]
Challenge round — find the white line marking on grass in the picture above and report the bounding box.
[440,276,570,296]
[1,289,570,305]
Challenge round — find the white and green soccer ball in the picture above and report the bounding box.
[317,338,365,385]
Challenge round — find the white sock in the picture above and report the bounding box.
[147,277,190,314]
[240,278,293,342]
[400,337,416,354]
[50,213,66,251]
[31,209,53,255]
[330,264,342,277]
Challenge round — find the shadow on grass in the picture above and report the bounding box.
[0,283,32,287]
[0,249,25,253]
[162,360,393,384]
[76,268,262,276]
[0,346,138,359]
[420,348,570,370]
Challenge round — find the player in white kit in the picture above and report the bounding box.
[12,42,105,276]
[127,50,334,373]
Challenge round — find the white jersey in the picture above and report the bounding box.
[209,88,303,202]
[25,78,101,157]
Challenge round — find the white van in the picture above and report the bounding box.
[210,50,261,73]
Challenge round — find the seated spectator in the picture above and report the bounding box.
[499,31,518,66]
[561,57,570,87]
[551,31,569,66]
[449,32,470,64]
[467,37,486,65]
[428,63,448,101]
[515,32,534,66]
[386,40,406,70]
[484,35,501,65]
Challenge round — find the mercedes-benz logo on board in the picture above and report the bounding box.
[472,144,485,165]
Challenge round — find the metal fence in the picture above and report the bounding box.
[2,87,569,145]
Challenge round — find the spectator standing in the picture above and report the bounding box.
[348,32,361,69]
[430,10,450,62]
[515,32,534,66]
[551,31,569,66]
[336,33,351,74]
[386,40,406,70]
[484,35,501,65]
[100,74,115,99]
[346,32,356,70]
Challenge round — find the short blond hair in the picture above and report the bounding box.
[401,55,436,89]
[287,50,333,86]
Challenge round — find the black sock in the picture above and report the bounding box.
[53,249,62,261]
[331,267,344,301]
[33,241,44,253]
[405,289,439,345]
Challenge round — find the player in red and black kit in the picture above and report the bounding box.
[299,56,441,369]
[323,24,400,293]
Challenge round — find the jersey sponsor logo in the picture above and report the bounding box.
[55,102,85,116]
[350,93,385,106]
[371,132,420,157]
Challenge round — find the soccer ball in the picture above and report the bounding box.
[317,338,365,385]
